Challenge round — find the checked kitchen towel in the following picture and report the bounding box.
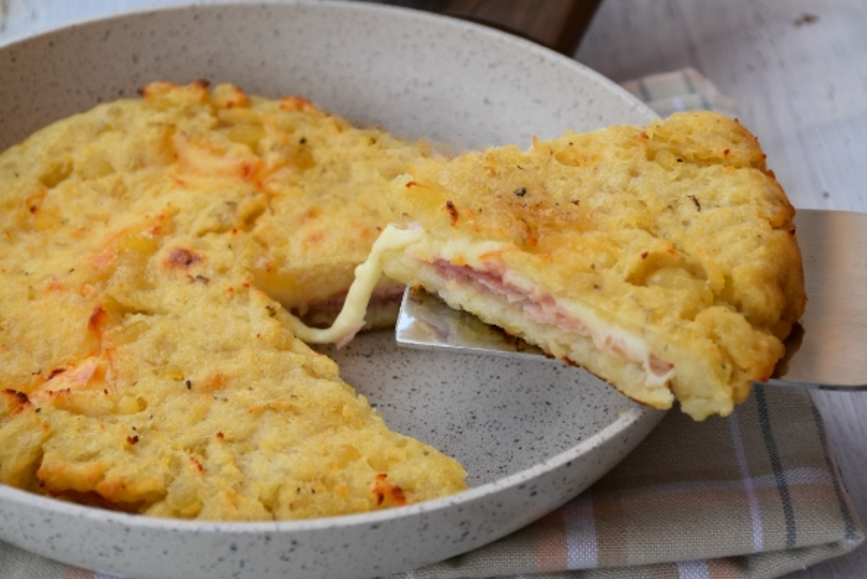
[1,69,863,579]
[392,385,864,579]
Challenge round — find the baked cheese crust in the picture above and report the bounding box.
[376,112,806,420]
[0,82,466,520]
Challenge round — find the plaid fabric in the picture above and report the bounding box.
[386,386,864,579]
[619,67,740,120]
[1,69,863,579]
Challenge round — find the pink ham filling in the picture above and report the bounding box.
[430,259,674,381]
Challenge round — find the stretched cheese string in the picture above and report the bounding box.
[287,224,423,345]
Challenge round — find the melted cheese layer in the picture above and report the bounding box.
[288,224,424,345]
[418,237,677,388]
[294,225,676,389]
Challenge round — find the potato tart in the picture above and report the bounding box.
[0,82,466,520]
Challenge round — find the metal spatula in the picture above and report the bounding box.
[395,208,867,390]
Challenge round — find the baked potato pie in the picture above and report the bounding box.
[0,82,805,521]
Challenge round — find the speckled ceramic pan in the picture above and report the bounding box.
[0,2,663,578]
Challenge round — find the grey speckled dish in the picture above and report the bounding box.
[0,2,662,578]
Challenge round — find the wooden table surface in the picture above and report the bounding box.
[2,1,865,578]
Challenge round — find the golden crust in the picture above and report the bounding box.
[0,82,466,520]
[384,112,806,420]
